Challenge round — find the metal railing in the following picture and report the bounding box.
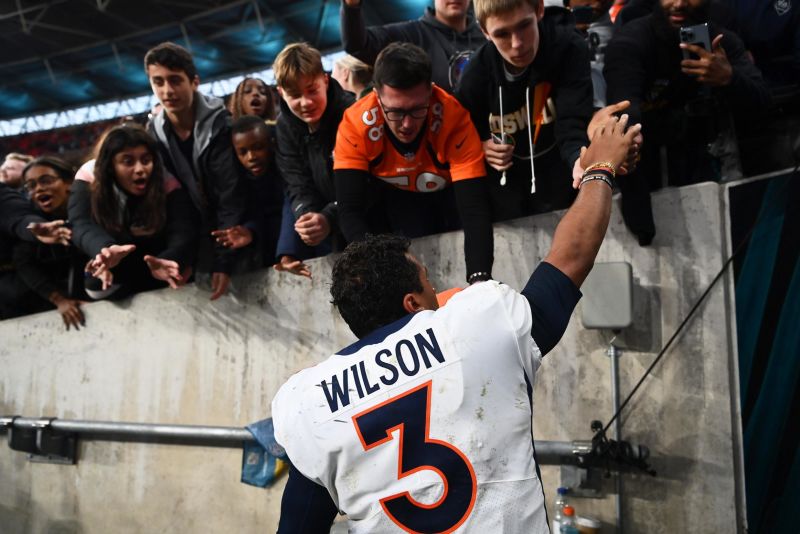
[1,415,593,465]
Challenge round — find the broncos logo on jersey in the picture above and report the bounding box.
[334,85,487,193]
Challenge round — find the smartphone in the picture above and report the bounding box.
[680,23,711,60]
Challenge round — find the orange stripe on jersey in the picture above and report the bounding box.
[334,85,485,193]
[532,82,552,146]
[436,287,464,307]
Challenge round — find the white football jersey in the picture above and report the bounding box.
[272,281,549,533]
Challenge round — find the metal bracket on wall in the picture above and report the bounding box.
[4,416,77,465]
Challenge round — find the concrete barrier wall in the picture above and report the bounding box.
[1,182,743,533]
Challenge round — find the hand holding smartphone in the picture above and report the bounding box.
[679,23,711,60]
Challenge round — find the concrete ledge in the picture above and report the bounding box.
[1,182,742,533]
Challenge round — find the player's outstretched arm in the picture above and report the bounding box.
[544,115,641,288]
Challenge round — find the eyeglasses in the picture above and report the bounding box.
[377,96,429,122]
[23,174,60,192]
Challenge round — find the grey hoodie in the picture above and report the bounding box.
[341,5,484,92]
[147,92,245,274]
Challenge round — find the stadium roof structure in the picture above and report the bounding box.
[0,0,429,135]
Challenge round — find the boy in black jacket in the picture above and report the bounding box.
[144,42,246,300]
[456,0,595,220]
[214,116,284,271]
[273,43,355,277]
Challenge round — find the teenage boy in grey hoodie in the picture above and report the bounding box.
[340,0,484,93]
[145,42,246,300]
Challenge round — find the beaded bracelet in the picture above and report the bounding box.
[579,172,614,190]
[467,271,492,284]
[584,161,617,178]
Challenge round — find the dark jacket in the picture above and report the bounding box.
[456,8,593,188]
[239,147,284,267]
[1,183,44,269]
[68,179,199,270]
[12,205,86,302]
[604,14,771,126]
[723,0,800,85]
[341,5,484,92]
[275,78,355,231]
[147,92,246,273]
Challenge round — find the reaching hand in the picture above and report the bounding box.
[680,35,733,87]
[210,271,230,300]
[587,100,642,177]
[50,292,86,331]
[482,138,514,172]
[86,266,115,291]
[28,220,72,246]
[143,255,185,289]
[580,114,642,174]
[211,225,253,249]
[87,244,136,277]
[273,255,312,279]
[294,212,330,247]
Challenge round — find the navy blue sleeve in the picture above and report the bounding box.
[277,463,338,534]
[521,261,582,356]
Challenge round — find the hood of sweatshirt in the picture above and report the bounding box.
[420,6,484,41]
[151,92,228,157]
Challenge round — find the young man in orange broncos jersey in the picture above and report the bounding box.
[334,42,494,285]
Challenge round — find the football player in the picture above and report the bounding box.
[272,112,641,532]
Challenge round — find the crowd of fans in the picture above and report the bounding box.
[1,0,796,329]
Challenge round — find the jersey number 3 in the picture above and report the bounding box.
[352,381,477,533]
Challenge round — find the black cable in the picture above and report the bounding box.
[600,165,799,437]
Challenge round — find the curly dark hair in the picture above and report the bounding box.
[92,124,166,235]
[228,77,276,121]
[331,234,423,338]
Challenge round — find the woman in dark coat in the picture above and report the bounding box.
[68,124,199,299]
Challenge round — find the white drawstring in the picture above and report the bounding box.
[525,86,536,194]
[499,85,507,186]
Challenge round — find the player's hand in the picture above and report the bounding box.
[343,0,361,6]
[618,130,643,176]
[50,292,86,331]
[273,255,312,279]
[143,255,185,289]
[580,114,642,173]
[588,100,630,140]
[294,212,330,247]
[211,225,253,249]
[27,220,72,246]
[680,35,732,87]
[588,101,642,176]
[482,138,514,172]
[210,272,230,300]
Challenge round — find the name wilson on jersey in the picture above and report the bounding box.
[321,328,446,413]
